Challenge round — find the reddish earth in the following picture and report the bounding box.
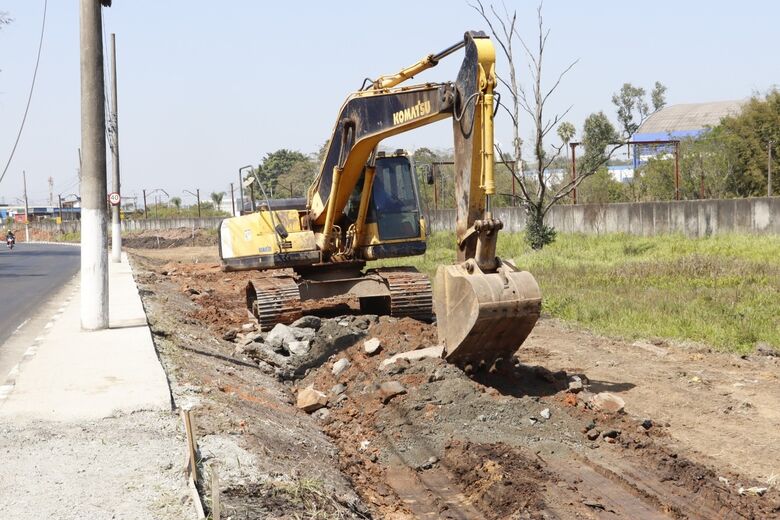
[129,245,780,519]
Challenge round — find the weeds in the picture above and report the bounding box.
[372,232,780,353]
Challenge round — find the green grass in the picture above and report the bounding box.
[372,232,780,353]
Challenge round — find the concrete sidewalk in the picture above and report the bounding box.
[0,253,192,520]
[0,252,170,420]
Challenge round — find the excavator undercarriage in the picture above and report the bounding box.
[245,265,432,330]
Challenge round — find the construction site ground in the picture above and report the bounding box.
[129,239,780,519]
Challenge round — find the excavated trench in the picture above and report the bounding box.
[130,250,779,519]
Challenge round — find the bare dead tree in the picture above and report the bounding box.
[472,1,623,248]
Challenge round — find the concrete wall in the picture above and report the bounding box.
[428,197,780,237]
[28,217,224,235]
[28,197,780,238]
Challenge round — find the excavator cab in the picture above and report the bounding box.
[346,150,427,261]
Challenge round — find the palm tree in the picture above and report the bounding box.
[210,191,225,211]
[170,197,182,214]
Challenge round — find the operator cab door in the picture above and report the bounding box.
[369,155,422,240]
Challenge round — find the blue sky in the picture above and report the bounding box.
[0,1,778,205]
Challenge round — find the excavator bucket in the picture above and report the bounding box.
[434,260,541,369]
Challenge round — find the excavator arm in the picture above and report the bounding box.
[309,32,503,260]
[308,32,541,369]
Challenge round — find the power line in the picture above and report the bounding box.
[0,0,48,186]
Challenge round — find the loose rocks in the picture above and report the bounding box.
[379,381,407,403]
[590,392,626,413]
[288,340,311,356]
[291,315,322,331]
[363,338,382,356]
[297,386,328,413]
[332,358,351,377]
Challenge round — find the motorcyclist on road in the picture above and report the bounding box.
[6,229,15,242]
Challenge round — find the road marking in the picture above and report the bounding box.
[12,319,30,335]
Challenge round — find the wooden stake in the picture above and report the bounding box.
[181,408,199,483]
[210,464,221,520]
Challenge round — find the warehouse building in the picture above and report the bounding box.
[632,99,746,166]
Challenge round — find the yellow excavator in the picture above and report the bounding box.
[219,31,541,369]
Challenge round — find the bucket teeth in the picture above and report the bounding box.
[246,276,302,331]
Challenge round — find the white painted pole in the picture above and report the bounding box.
[110,32,122,263]
[80,0,109,330]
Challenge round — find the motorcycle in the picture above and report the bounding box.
[6,236,14,250]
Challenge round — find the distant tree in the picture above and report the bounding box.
[277,159,317,198]
[581,112,619,174]
[714,90,780,197]
[557,121,576,148]
[170,196,182,211]
[578,166,628,204]
[557,122,576,197]
[248,149,310,199]
[651,81,667,112]
[636,156,676,201]
[612,83,648,138]
[472,2,624,249]
[210,191,225,208]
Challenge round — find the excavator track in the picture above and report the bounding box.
[246,276,302,331]
[375,268,433,322]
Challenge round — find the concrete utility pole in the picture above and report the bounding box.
[196,188,201,218]
[230,182,236,216]
[22,170,30,243]
[142,189,148,218]
[80,0,109,330]
[110,33,122,263]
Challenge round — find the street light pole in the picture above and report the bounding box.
[196,188,201,218]
[142,189,148,218]
[80,0,109,330]
[22,170,30,242]
[239,165,253,215]
[230,182,236,216]
[109,32,122,263]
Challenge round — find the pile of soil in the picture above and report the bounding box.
[130,250,780,519]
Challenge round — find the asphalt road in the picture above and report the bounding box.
[0,244,80,347]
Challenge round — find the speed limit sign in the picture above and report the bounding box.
[108,192,121,206]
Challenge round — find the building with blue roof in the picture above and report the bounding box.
[632,100,746,167]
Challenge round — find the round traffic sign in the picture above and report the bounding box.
[108,192,121,205]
